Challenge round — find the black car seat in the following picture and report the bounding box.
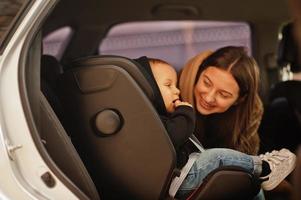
[56,55,260,200]
[40,92,101,200]
[277,23,300,73]
[273,22,301,115]
[41,55,76,138]
[260,22,301,153]
[40,55,101,199]
[41,55,65,122]
[57,55,176,200]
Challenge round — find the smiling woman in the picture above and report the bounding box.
[194,66,240,115]
[180,46,263,155]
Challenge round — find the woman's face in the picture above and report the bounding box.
[194,66,240,115]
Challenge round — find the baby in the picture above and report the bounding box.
[134,56,296,197]
[135,56,195,167]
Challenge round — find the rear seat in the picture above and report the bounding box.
[57,55,176,200]
[41,55,64,119]
[40,54,100,200]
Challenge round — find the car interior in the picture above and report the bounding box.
[16,0,301,199]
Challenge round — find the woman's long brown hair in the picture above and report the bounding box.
[194,46,263,155]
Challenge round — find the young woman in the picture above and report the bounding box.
[178,46,267,199]
[179,46,262,155]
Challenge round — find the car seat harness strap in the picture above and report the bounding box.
[169,135,205,197]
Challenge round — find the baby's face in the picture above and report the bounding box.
[151,63,180,113]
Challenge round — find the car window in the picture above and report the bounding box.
[0,0,28,52]
[43,26,74,60]
[99,21,252,71]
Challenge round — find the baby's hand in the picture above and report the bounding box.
[174,100,192,108]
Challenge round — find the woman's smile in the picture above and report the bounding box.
[194,66,239,115]
[199,96,215,110]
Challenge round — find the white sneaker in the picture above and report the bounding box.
[260,148,296,191]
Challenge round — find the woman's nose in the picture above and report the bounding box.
[204,90,216,103]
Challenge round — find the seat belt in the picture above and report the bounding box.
[189,135,205,153]
[169,135,205,197]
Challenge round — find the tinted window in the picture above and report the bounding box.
[43,26,74,60]
[99,21,252,70]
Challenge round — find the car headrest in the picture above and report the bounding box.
[69,55,155,101]
[277,23,300,72]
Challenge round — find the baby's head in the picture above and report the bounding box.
[148,58,180,113]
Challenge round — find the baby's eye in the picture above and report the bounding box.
[165,82,172,87]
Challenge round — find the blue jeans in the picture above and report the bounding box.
[178,148,263,198]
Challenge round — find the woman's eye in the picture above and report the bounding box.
[219,92,230,98]
[203,79,210,87]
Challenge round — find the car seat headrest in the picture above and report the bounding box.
[69,55,155,101]
[277,23,300,72]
